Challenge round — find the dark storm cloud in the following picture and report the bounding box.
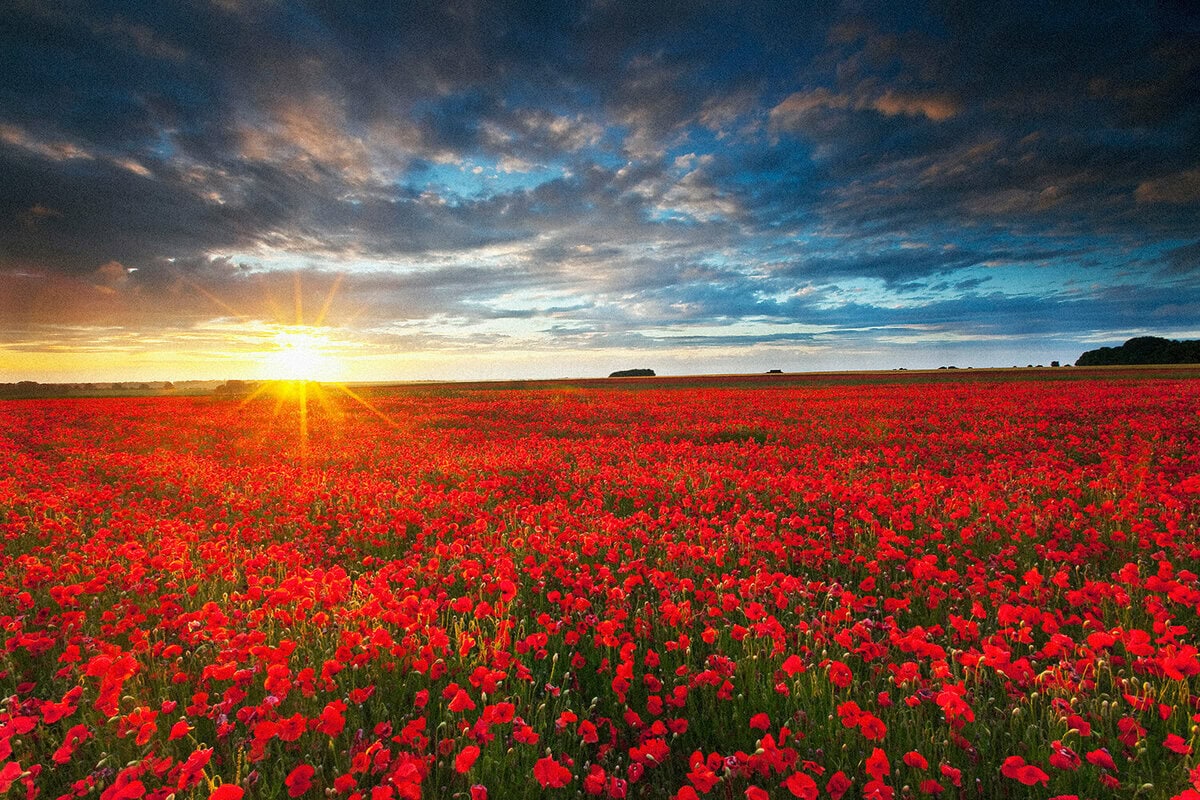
[0,146,244,275]
[760,2,1200,239]
[1162,241,1200,276]
[1,0,1198,373]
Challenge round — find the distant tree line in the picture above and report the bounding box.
[1076,336,1200,366]
[0,381,185,399]
[608,369,656,378]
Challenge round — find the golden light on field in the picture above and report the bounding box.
[245,375,400,465]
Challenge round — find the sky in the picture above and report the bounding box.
[1,0,1199,382]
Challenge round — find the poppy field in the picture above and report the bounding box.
[2,371,1200,800]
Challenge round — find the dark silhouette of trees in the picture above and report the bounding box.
[1076,336,1200,366]
[608,369,656,378]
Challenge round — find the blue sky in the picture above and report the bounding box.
[1,0,1198,380]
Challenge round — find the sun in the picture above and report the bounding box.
[193,271,401,463]
[260,328,341,382]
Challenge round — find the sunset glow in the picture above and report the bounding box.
[259,329,342,383]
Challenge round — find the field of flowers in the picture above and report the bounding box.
[2,371,1200,800]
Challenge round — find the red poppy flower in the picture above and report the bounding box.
[828,661,853,689]
[0,764,22,795]
[1049,740,1080,771]
[1086,748,1117,771]
[448,689,476,712]
[866,748,890,781]
[1165,734,1193,755]
[285,764,315,797]
[784,771,818,799]
[1001,756,1049,786]
[687,763,719,793]
[455,745,480,773]
[781,654,804,676]
[533,756,572,788]
[858,713,887,741]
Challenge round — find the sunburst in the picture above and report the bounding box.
[261,328,341,382]
[185,269,402,463]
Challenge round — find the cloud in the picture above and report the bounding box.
[770,86,959,130]
[507,110,605,154]
[93,261,132,290]
[697,89,760,136]
[17,203,61,228]
[0,124,95,162]
[1163,241,1200,275]
[237,95,373,181]
[870,91,958,122]
[85,16,189,64]
[1135,169,1200,204]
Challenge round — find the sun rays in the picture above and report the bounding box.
[181,269,402,462]
[235,376,404,467]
